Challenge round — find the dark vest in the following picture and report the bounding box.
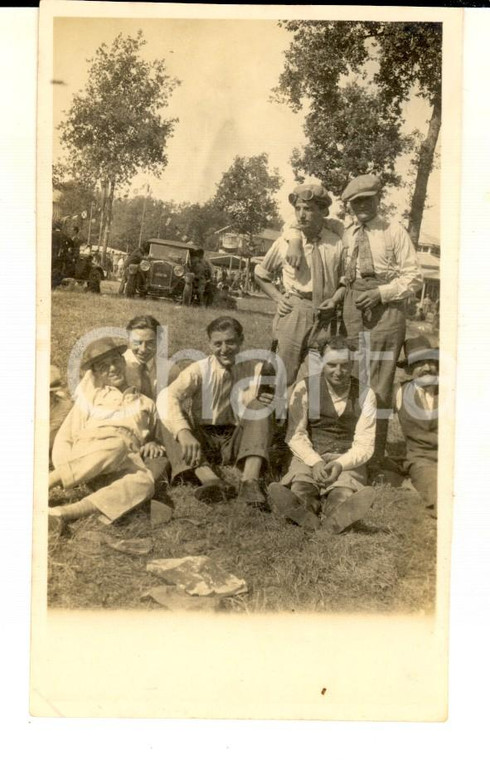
[307,376,361,455]
[397,381,438,465]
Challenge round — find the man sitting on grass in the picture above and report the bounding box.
[123,314,160,401]
[49,337,169,533]
[394,335,438,517]
[268,336,377,531]
[157,316,272,508]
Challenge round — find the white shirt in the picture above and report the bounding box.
[255,224,343,297]
[286,377,377,470]
[157,354,261,439]
[342,216,423,303]
[52,383,159,467]
[123,348,157,400]
[394,381,438,415]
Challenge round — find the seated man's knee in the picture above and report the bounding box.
[324,487,353,511]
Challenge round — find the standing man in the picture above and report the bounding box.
[341,174,423,471]
[254,183,345,389]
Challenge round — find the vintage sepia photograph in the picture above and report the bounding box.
[31,2,462,720]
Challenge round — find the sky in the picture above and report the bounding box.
[52,17,440,239]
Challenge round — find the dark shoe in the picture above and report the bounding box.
[48,512,66,536]
[194,479,235,504]
[268,484,320,530]
[322,487,376,534]
[239,479,268,509]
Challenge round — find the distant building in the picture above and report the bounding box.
[416,232,440,257]
[218,226,281,256]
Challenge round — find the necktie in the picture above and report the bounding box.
[356,225,376,277]
[346,225,376,283]
[310,240,325,310]
[138,362,154,399]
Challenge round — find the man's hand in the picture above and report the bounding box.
[276,294,294,317]
[257,390,275,405]
[177,430,202,467]
[355,288,381,311]
[285,248,304,269]
[317,297,336,318]
[312,460,343,487]
[140,442,165,460]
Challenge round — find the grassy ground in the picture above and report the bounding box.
[47,286,437,613]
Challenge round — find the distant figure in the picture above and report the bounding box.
[117,256,125,279]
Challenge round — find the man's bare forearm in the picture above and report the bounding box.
[254,273,283,304]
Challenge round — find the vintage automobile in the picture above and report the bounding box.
[137,238,216,306]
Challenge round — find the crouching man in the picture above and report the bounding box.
[157,316,272,508]
[395,336,438,516]
[268,336,377,531]
[48,338,169,533]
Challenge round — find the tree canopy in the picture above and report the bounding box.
[275,21,442,242]
[57,31,179,259]
[58,31,179,187]
[213,154,283,241]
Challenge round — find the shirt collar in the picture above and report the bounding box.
[352,215,381,233]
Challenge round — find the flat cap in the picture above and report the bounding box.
[341,174,382,203]
[80,337,127,372]
[288,183,332,208]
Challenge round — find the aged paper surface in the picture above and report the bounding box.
[31,2,462,721]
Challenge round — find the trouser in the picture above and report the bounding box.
[54,434,157,522]
[281,455,367,495]
[161,399,272,481]
[273,294,336,387]
[343,287,406,460]
[407,460,437,510]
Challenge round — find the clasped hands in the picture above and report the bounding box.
[311,456,343,487]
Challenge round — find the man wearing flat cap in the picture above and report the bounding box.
[255,182,345,388]
[340,174,423,470]
[394,335,439,516]
[48,337,169,532]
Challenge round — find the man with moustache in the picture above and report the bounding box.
[340,174,423,473]
[395,335,439,516]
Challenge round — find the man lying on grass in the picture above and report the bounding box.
[48,337,169,534]
[268,335,377,531]
[394,335,438,518]
[157,316,272,509]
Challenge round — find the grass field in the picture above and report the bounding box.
[48,286,437,613]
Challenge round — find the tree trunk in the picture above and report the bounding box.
[101,178,116,269]
[97,179,109,251]
[408,95,441,247]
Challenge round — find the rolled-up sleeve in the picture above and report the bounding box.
[378,223,423,303]
[254,239,284,282]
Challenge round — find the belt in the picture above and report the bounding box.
[289,290,313,301]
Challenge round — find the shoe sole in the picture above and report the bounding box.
[268,484,320,529]
[323,487,376,534]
